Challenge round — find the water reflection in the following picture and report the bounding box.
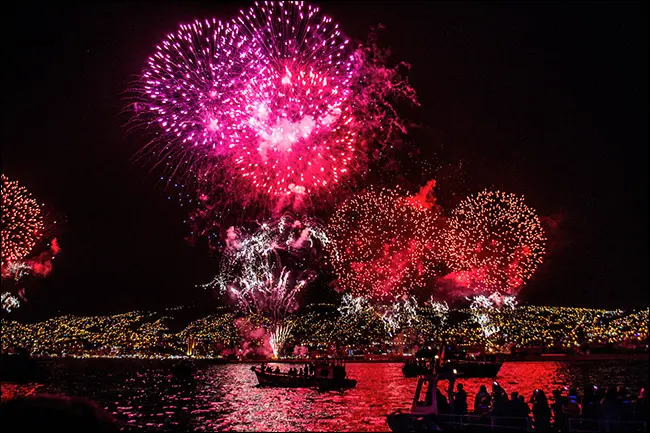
[29,360,647,431]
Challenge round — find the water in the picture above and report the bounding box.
[6,359,649,431]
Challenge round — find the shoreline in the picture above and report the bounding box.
[13,353,648,363]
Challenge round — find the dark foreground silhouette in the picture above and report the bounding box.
[0,394,120,432]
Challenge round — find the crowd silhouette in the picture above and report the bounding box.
[444,381,648,431]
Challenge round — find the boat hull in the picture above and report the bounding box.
[444,361,502,378]
[387,411,441,432]
[253,370,356,389]
[402,363,431,378]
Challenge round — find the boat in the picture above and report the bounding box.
[442,358,502,378]
[251,358,357,390]
[387,371,531,432]
[387,371,455,432]
[402,348,436,378]
[403,345,503,378]
[441,348,503,378]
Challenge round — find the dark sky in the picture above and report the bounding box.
[2,1,647,318]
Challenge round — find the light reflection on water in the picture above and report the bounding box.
[32,360,647,431]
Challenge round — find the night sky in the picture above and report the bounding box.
[2,2,647,318]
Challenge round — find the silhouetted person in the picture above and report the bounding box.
[492,382,506,401]
[551,389,568,431]
[563,388,581,420]
[298,368,303,376]
[0,394,119,432]
[507,392,520,417]
[475,385,491,414]
[518,395,531,419]
[490,390,509,417]
[274,366,280,374]
[601,386,621,427]
[617,385,633,421]
[582,385,600,419]
[453,383,468,415]
[530,389,551,432]
[436,388,450,414]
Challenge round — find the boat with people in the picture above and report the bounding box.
[442,357,503,378]
[387,371,455,431]
[251,358,357,390]
[402,345,503,378]
[387,371,531,432]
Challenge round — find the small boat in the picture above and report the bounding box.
[251,358,357,390]
[442,358,502,378]
[441,347,503,378]
[387,371,455,432]
[405,345,503,378]
[402,347,436,378]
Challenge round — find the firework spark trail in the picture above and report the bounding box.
[209,215,331,356]
[4,262,32,282]
[427,298,450,326]
[1,174,44,270]
[1,292,20,313]
[469,293,518,338]
[380,296,418,336]
[442,190,546,296]
[338,293,370,317]
[328,186,443,303]
[269,322,293,358]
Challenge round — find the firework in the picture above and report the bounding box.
[468,293,518,338]
[4,262,32,282]
[133,3,357,200]
[1,175,44,269]
[209,215,330,356]
[328,187,442,303]
[426,298,450,326]
[133,19,265,181]
[269,322,293,358]
[1,292,21,313]
[379,296,418,336]
[133,3,419,230]
[338,293,370,317]
[232,1,358,197]
[443,190,546,295]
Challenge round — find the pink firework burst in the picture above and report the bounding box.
[136,19,265,176]
[233,1,356,196]
[133,2,359,200]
